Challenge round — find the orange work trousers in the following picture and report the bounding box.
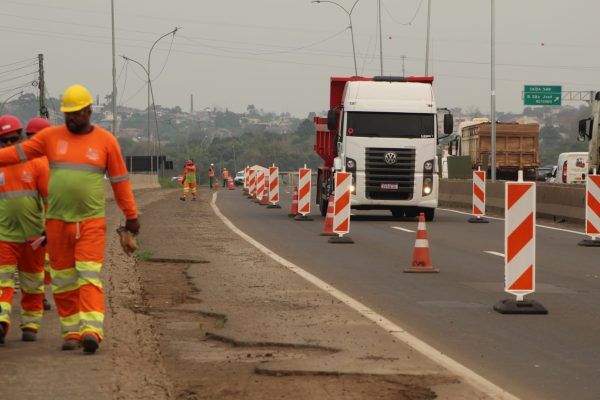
[183,182,197,198]
[0,241,45,333]
[46,218,106,341]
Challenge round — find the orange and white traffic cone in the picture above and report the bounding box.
[320,196,336,236]
[228,177,235,190]
[404,213,439,273]
[260,184,270,205]
[288,186,299,217]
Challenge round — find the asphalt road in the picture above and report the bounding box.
[216,186,600,400]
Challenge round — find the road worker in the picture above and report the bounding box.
[208,163,215,189]
[0,85,140,353]
[25,117,52,312]
[0,115,49,344]
[222,167,229,188]
[180,159,197,201]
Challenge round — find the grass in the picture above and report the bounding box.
[134,248,153,261]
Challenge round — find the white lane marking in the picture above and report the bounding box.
[438,207,586,236]
[211,192,519,400]
[484,251,505,258]
[392,226,416,233]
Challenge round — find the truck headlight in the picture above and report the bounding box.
[350,185,356,193]
[423,177,433,196]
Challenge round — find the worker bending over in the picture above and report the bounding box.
[180,159,197,201]
[0,115,49,344]
[0,85,140,354]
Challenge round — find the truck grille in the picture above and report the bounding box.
[365,147,415,200]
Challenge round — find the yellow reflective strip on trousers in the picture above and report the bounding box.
[80,310,104,338]
[76,261,103,288]
[19,271,44,294]
[20,310,43,331]
[0,264,16,288]
[0,302,12,322]
[59,313,80,336]
[51,267,79,294]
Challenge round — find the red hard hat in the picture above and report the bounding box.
[0,115,22,136]
[187,159,193,165]
[25,117,51,135]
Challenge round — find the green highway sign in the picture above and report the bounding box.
[523,85,562,106]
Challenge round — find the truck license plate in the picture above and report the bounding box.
[381,183,398,190]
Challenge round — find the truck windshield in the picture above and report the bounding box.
[347,112,434,138]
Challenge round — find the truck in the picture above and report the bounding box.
[449,120,540,180]
[314,76,453,221]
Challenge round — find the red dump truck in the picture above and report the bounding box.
[314,76,453,221]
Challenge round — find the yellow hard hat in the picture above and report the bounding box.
[60,84,93,112]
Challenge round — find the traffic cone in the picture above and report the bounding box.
[288,186,299,217]
[320,196,336,236]
[228,177,235,190]
[404,213,439,273]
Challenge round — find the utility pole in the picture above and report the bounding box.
[425,0,432,75]
[190,94,194,114]
[111,0,118,136]
[490,0,497,182]
[401,55,406,76]
[37,54,49,118]
[378,0,384,75]
[590,92,600,172]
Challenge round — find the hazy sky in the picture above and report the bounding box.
[3,0,600,117]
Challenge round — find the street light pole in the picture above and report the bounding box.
[490,0,497,182]
[111,0,118,136]
[0,91,24,114]
[312,0,360,76]
[425,0,432,75]
[378,0,383,75]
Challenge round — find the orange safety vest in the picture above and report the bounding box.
[208,166,215,177]
[223,170,229,179]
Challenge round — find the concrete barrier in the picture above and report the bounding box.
[105,174,161,200]
[440,179,586,222]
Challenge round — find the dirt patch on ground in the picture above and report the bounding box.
[133,188,485,400]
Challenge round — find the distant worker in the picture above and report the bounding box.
[25,117,53,312]
[208,163,215,189]
[222,168,229,188]
[180,159,197,201]
[0,85,140,354]
[0,115,49,344]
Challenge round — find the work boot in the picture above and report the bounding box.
[0,323,6,345]
[22,329,37,342]
[61,338,80,351]
[82,333,99,354]
[43,298,51,311]
[192,197,197,201]
[179,196,186,201]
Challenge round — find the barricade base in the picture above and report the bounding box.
[493,299,548,315]
[253,198,262,203]
[288,213,298,218]
[328,235,354,244]
[577,238,600,247]
[294,215,314,221]
[403,267,439,273]
[468,217,489,224]
[320,232,337,237]
[267,204,282,209]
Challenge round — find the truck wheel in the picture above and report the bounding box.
[319,197,328,217]
[423,208,435,222]
[405,208,418,218]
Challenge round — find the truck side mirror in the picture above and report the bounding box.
[444,114,454,135]
[327,109,337,131]
[578,118,593,141]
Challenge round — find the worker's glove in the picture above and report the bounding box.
[125,218,140,235]
[116,227,137,257]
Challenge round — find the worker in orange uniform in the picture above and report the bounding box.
[208,163,215,189]
[180,159,197,201]
[222,167,229,188]
[0,85,140,353]
[25,117,53,312]
[0,115,49,344]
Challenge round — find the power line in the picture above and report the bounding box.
[0,70,39,85]
[152,33,176,81]
[383,0,424,26]
[0,57,37,70]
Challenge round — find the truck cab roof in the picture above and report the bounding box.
[342,80,435,114]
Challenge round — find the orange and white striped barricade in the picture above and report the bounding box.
[469,169,489,223]
[255,169,265,203]
[248,168,256,199]
[267,165,281,209]
[260,168,270,205]
[329,172,354,243]
[404,213,438,273]
[288,186,299,217]
[295,166,313,221]
[177,174,184,186]
[494,171,547,314]
[579,173,600,246]
[243,166,250,195]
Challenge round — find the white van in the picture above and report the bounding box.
[548,152,588,184]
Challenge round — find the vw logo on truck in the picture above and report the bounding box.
[384,152,397,165]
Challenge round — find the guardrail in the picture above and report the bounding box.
[440,179,586,222]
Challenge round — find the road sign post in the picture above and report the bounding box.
[494,171,547,314]
[523,85,562,106]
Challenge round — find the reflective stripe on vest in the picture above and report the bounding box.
[0,190,39,200]
[49,162,106,174]
[16,144,27,162]
[109,173,129,183]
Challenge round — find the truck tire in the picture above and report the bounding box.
[405,208,418,218]
[423,208,435,222]
[317,172,328,217]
